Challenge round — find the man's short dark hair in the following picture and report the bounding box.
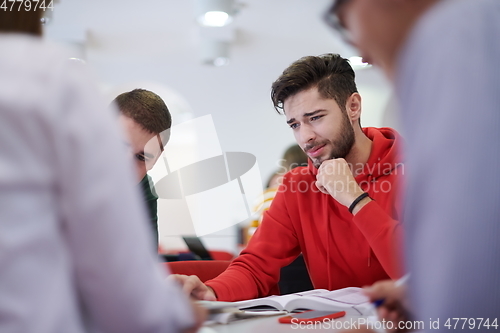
[113,89,172,147]
[271,53,358,114]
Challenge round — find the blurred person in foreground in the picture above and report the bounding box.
[0,9,203,333]
[325,0,500,331]
[172,54,405,302]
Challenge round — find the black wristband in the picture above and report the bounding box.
[348,192,371,214]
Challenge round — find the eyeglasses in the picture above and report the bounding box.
[323,0,354,46]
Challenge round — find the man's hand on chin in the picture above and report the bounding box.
[315,158,371,214]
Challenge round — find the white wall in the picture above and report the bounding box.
[44,0,397,255]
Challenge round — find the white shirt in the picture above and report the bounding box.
[397,0,500,329]
[0,35,194,333]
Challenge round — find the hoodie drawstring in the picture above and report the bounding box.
[327,215,331,290]
[365,174,374,268]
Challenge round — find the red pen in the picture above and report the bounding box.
[279,310,346,324]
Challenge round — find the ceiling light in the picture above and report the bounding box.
[199,11,232,27]
[196,0,234,27]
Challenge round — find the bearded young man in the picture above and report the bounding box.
[172,53,405,301]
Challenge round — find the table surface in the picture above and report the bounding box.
[200,313,374,333]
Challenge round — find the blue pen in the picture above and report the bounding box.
[373,298,385,308]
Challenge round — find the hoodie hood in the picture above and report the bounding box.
[307,127,403,181]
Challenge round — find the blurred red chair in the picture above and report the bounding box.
[159,248,235,261]
[163,260,231,283]
[206,250,234,261]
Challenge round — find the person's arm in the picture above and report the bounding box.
[54,62,196,332]
[316,159,404,279]
[351,199,404,279]
[205,177,301,301]
[169,274,217,301]
[169,197,298,302]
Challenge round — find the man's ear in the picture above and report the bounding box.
[345,92,362,123]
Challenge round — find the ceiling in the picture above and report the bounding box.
[44,0,395,182]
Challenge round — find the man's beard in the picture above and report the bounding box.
[310,113,355,168]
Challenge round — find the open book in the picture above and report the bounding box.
[231,287,373,316]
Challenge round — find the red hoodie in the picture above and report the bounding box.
[206,127,404,301]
